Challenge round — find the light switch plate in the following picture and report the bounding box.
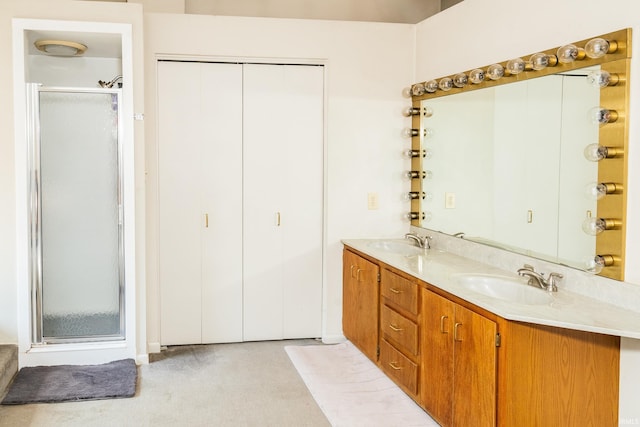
[367,192,379,210]
[445,192,456,209]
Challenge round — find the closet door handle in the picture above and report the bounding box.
[205,213,209,228]
[350,265,356,279]
[276,212,281,226]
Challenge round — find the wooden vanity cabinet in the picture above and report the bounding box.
[379,268,421,398]
[421,289,497,427]
[342,249,380,362]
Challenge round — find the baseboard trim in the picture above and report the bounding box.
[321,334,346,345]
[147,342,161,354]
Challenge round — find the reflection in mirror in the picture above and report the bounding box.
[420,68,600,270]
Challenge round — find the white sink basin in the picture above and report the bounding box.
[367,240,424,256]
[454,274,554,305]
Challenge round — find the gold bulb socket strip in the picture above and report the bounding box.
[596,254,620,267]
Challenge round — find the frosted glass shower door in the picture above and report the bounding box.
[32,87,124,342]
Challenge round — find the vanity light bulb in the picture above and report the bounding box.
[424,170,433,179]
[583,143,608,162]
[424,127,434,139]
[582,217,606,236]
[584,182,608,200]
[453,73,468,88]
[423,211,433,222]
[423,106,434,117]
[486,64,504,81]
[402,87,412,98]
[557,44,585,63]
[588,107,618,125]
[402,106,421,117]
[402,191,428,201]
[469,69,485,84]
[586,70,618,88]
[412,83,426,96]
[425,80,438,93]
[438,77,453,91]
[402,128,419,138]
[403,149,431,158]
[530,53,554,70]
[584,38,611,59]
[403,212,424,221]
[584,255,606,274]
[506,58,525,75]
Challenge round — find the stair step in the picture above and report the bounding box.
[0,345,18,398]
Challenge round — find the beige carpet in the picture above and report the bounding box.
[285,341,439,427]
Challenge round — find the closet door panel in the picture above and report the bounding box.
[242,64,286,341]
[281,65,324,338]
[158,61,203,345]
[200,63,244,343]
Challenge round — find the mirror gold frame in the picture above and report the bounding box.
[409,28,631,280]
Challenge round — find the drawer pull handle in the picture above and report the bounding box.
[454,322,463,342]
[440,315,449,334]
[388,362,403,370]
[388,323,403,332]
[389,287,402,294]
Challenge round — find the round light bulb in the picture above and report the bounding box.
[423,211,433,222]
[401,87,412,98]
[401,128,418,138]
[423,106,434,117]
[583,143,608,162]
[557,44,583,63]
[402,106,417,117]
[530,53,551,70]
[486,64,504,81]
[584,182,608,200]
[438,77,453,91]
[424,128,434,139]
[453,73,468,88]
[425,80,438,93]
[588,107,618,125]
[585,38,610,59]
[582,217,606,236]
[586,70,615,88]
[424,170,433,179]
[469,68,485,84]
[412,83,426,96]
[584,255,605,274]
[506,58,525,75]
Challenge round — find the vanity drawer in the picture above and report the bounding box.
[381,269,418,315]
[381,305,418,356]
[380,339,418,396]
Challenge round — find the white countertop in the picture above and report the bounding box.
[342,238,640,339]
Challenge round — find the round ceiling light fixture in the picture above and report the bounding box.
[34,39,87,57]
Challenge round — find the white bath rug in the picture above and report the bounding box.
[285,341,439,427]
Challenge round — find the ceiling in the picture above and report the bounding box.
[184,0,463,24]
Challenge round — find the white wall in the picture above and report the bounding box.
[415,0,640,421]
[143,13,415,348]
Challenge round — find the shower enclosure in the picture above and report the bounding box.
[26,83,125,344]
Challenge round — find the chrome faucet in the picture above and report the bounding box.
[517,264,562,292]
[404,233,432,249]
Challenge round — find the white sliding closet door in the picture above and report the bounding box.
[158,61,243,345]
[242,64,324,340]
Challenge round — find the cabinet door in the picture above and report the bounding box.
[343,250,379,361]
[452,305,497,427]
[243,64,323,340]
[422,290,455,426]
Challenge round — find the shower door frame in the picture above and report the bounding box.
[27,84,126,345]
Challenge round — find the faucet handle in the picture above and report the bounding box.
[521,264,535,272]
[547,272,563,291]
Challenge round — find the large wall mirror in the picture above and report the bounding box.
[407,29,630,281]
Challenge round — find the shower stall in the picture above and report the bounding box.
[26,83,125,344]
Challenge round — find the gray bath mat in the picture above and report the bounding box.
[1,359,137,405]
